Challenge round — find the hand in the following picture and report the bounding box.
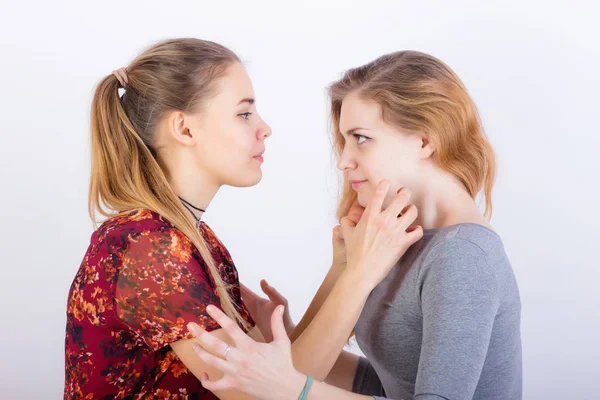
[188,305,306,400]
[240,281,295,342]
[332,201,365,269]
[342,180,423,290]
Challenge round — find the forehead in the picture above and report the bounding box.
[339,92,383,132]
[212,62,255,105]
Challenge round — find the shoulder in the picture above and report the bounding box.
[95,208,172,240]
[417,224,505,294]
[420,223,507,269]
[92,209,196,264]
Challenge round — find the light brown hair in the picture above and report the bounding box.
[89,38,248,328]
[329,50,496,220]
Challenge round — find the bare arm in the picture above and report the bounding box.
[192,304,374,400]
[325,350,361,391]
[184,183,422,398]
[304,379,372,400]
[171,273,371,400]
[170,327,266,400]
[289,270,371,381]
[258,185,419,385]
[291,199,367,342]
[289,263,361,390]
[289,263,346,342]
[170,269,364,399]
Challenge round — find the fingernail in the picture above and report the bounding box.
[280,305,285,315]
[187,322,199,334]
[206,305,214,313]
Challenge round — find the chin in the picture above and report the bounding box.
[229,171,263,188]
[357,192,392,211]
[356,194,368,208]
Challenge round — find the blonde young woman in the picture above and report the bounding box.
[189,51,522,400]
[63,39,421,399]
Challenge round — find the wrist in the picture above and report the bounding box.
[330,261,346,273]
[339,267,375,293]
[285,371,308,400]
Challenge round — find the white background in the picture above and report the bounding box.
[1,0,598,398]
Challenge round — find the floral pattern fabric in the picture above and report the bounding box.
[64,209,254,399]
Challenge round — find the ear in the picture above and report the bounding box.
[420,135,436,159]
[167,111,195,146]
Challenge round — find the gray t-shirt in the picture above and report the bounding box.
[352,223,522,400]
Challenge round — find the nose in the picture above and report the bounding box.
[336,148,357,172]
[257,119,272,139]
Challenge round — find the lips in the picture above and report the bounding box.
[253,151,265,163]
[350,179,367,189]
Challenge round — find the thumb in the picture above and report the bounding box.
[261,280,288,306]
[332,225,343,242]
[271,305,289,343]
[240,283,259,302]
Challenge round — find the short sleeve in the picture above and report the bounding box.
[114,225,223,351]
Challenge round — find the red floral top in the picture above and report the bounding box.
[64,209,254,399]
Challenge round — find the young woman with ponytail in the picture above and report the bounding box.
[63,39,422,399]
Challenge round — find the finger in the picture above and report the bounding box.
[396,204,418,232]
[382,188,412,221]
[200,374,235,393]
[340,216,356,240]
[346,202,366,225]
[405,225,424,244]
[271,305,290,343]
[240,283,260,302]
[193,344,236,374]
[364,180,390,220]
[187,322,231,357]
[260,279,276,299]
[332,225,343,241]
[261,280,287,304]
[205,305,255,349]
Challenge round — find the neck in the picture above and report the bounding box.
[169,170,220,221]
[411,168,490,231]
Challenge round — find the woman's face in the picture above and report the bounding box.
[185,62,272,188]
[337,91,428,209]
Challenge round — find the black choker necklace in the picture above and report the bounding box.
[178,196,206,227]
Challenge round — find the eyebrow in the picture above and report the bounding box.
[342,127,368,136]
[237,98,255,106]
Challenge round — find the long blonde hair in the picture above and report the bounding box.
[89,38,247,329]
[329,51,497,221]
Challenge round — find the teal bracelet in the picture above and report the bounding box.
[298,375,314,400]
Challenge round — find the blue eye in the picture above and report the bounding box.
[353,134,369,144]
[239,112,252,120]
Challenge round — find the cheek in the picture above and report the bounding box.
[357,183,397,211]
[360,152,389,187]
[197,135,247,177]
[377,148,416,185]
[221,128,254,161]
[361,156,408,207]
